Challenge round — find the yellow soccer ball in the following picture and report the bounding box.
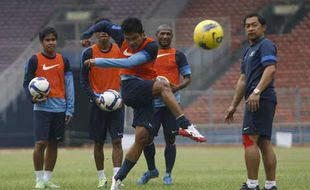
[193,20,224,50]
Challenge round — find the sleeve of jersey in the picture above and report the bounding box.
[80,48,97,102]
[143,42,158,60]
[80,21,124,48]
[64,58,75,116]
[176,51,191,76]
[95,51,150,68]
[260,40,277,67]
[23,55,37,103]
[240,50,248,74]
[240,62,245,74]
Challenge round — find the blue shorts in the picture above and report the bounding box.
[152,106,178,138]
[242,100,277,139]
[89,102,124,141]
[33,111,65,142]
[121,79,155,131]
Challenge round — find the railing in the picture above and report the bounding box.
[181,88,310,125]
[0,39,41,121]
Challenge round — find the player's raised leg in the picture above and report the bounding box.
[152,80,206,142]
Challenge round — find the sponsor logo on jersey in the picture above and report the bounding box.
[43,64,59,71]
[249,51,255,57]
[123,49,133,56]
[157,53,172,58]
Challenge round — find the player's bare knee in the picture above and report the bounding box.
[242,134,254,148]
[35,141,48,149]
[258,137,272,152]
[94,141,104,148]
[112,138,122,149]
[135,133,149,146]
[161,81,171,92]
[153,80,171,97]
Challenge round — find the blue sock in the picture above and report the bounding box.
[114,159,136,181]
[176,115,191,129]
[165,144,176,173]
[143,143,156,171]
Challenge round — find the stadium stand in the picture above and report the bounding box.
[0,0,158,73]
[95,0,161,19]
[0,0,76,73]
[175,0,269,49]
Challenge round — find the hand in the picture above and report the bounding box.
[80,39,91,47]
[246,93,260,112]
[170,83,178,93]
[95,97,101,107]
[84,59,96,67]
[65,115,72,125]
[225,105,236,124]
[32,94,47,103]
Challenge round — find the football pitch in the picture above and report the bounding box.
[0,146,309,190]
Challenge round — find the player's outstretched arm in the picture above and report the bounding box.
[84,51,149,68]
[80,20,124,48]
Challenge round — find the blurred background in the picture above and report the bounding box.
[0,0,309,147]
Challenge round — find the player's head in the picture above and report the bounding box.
[39,27,58,54]
[121,17,145,50]
[156,24,173,49]
[94,17,111,44]
[244,13,266,43]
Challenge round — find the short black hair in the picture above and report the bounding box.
[39,27,58,42]
[244,13,266,26]
[121,17,143,34]
[94,17,111,24]
[156,24,173,34]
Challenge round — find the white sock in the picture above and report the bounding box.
[113,167,120,177]
[98,170,106,180]
[246,179,259,188]
[43,171,53,182]
[265,180,276,189]
[35,170,44,182]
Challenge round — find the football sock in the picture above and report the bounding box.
[144,143,156,171]
[35,170,44,182]
[165,144,176,174]
[97,170,106,180]
[265,180,276,189]
[114,159,136,181]
[113,167,120,177]
[246,179,259,188]
[176,115,191,129]
[43,170,53,182]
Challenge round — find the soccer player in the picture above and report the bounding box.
[80,17,206,190]
[23,27,74,189]
[80,17,124,189]
[137,24,194,186]
[225,13,278,190]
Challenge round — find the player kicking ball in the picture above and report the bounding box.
[137,24,200,186]
[80,17,206,190]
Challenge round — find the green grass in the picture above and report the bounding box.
[0,146,309,189]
